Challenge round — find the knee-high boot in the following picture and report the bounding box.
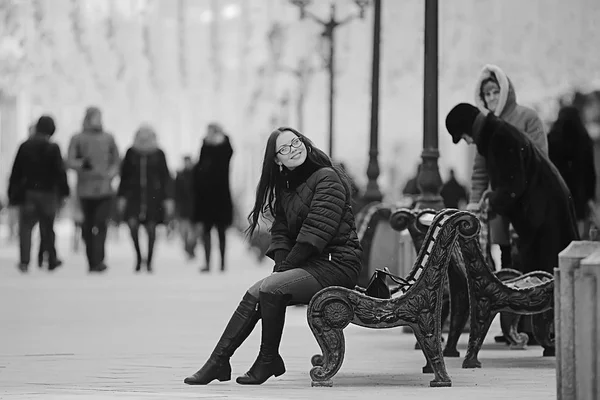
[184,292,260,385]
[236,291,290,385]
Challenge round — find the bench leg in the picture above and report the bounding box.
[444,260,469,358]
[308,298,353,387]
[532,309,555,357]
[463,304,495,369]
[413,325,452,387]
[496,269,525,347]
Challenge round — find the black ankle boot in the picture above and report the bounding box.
[184,358,232,385]
[236,292,291,385]
[236,353,286,385]
[184,292,260,385]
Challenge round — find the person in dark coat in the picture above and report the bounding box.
[26,121,48,268]
[175,155,197,258]
[184,127,362,386]
[192,123,233,272]
[441,168,469,209]
[446,103,579,274]
[117,125,174,273]
[8,115,70,272]
[548,106,596,238]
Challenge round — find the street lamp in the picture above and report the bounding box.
[289,0,369,159]
[363,0,382,203]
[415,0,444,210]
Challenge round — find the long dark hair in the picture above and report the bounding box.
[245,127,352,238]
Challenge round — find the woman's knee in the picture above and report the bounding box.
[258,276,281,295]
[258,271,321,300]
[247,278,264,298]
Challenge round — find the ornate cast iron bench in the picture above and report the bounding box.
[494,270,555,351]
[306,209,478,387]
[454,218,555,368]
[391,208,555,364]
[390,208,469,367]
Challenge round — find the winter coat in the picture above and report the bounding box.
[67,130,120,199]
[175,167,195,220]
[266,162,363,289]
[117,147,173,223]
[474,113,579,273]
[8,134,70,205]
[470,64,548,204]
[192,135,233,227]
[548,107,596,220]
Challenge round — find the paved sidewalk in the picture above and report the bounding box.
[0,231,556,399]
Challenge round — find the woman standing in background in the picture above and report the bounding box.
[192,123,233,273]
[118,125,174,273]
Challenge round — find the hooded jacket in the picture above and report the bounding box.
[469,64,548,203]
[67,113,120,199]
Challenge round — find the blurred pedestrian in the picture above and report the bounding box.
[548,106,596,239]
[440,168,468,209]
[117,124,174,273]
[8,115,70,272]
[192,123,233,272]
[175,155,196,259]
[67,106,120,273]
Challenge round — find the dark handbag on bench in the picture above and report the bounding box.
[356,267,411,299]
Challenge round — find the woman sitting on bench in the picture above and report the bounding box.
[184,127,363,386]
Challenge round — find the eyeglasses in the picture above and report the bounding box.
[277,137,303,155]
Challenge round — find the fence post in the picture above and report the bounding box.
[557,241,600,400]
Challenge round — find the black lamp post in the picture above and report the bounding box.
[289,0,369,159]
[416,0,444,210]
[363,0,382,203]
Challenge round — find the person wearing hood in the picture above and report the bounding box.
[117,125,174,273]
[446,103,579,277]
[67,107,120,273]
[467,65,548,272]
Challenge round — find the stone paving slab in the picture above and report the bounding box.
[0,232,556,399]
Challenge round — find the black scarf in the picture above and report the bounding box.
[280,157,324,190]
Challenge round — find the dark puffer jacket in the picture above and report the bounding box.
[266,163,363,289]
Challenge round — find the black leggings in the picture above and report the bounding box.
[127,219,157,269]
[202,222,227,269]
